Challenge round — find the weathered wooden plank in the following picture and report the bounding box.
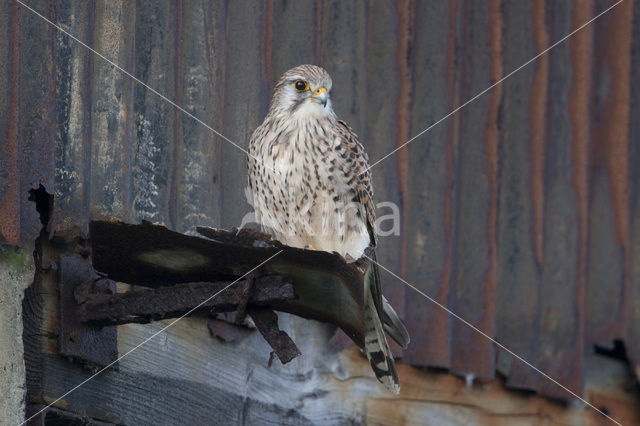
[174,0,226,234]
[565,0,594,401]
[18,0,56,240]
[402,0,457,368]
[90,0,135,222]
[448,0,498,380]
[50,0,93,238]
[130,0,178,227]
[536,0,583,399]
[585,0,633,346]
[366,352,640,426]
[0,0,21,245]
[495,0,540,391]
[219,0,267,230]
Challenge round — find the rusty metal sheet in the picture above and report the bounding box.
[535,0,583,399]
[586,0,633,347]
[448,0,498,380]
[494,0,541,391]
[402,0,458,369]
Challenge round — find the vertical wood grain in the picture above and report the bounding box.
[51,0,93,237]
[0,0,21,244]
[449,0,500,380]
[220,0,267,229]
[402,0,457,368]
[19,0,56,240]
[362,0,404,357]
[174,0,226,233]
[496,0,540,390]
[628,0,640,379]
[537,0,583,399]
[90,0,135,222]
[586,0,633,344]
[269,0,316,82]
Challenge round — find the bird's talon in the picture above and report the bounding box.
[303,244,316,250]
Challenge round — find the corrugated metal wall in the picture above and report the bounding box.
[1,0,638,399]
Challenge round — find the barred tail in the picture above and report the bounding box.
[364,289,400,394]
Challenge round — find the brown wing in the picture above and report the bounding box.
[333,120,377,247]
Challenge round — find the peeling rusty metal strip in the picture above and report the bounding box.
[248,308,301,364]
[79,276,294,327]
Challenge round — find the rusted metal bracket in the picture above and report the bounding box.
[59,254,298,369]
[79,275,294,327]
[59,255,119,369]
[75,219,374,372]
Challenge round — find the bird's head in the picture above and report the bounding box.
[269,64,334,119]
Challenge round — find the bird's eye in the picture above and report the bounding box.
[293,80,309,92]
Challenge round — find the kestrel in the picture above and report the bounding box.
[247,64,409,393]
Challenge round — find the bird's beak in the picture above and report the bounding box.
[311,87,328,107]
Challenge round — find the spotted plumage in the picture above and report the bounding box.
[247,64,409,393]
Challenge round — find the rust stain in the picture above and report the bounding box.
[568,0,593,387]
[263,0,273,90]
[421,0,459,367]
[479,0,502,366]
[596,0,633,338]
[170,0,184,230]
[603,1,632,252]
[0,0,21,245]
[395,0,412,311]
[529,0,548,267]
